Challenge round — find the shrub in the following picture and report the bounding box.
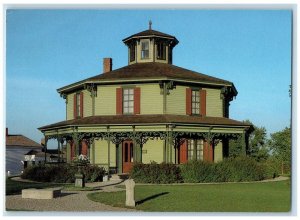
[21,163,105,183]
[130,161,182,184]
[181,156,266,183]
[262,158,280,179]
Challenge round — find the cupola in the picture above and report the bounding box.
[122,21,179,65]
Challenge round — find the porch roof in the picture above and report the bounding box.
[39,114,251,131]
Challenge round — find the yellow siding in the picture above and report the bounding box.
[141,84,163,114]
[214,141,223,162]
[83,90,93,117]
[94,139,116,167]
[166,85,186,115]
[206,88,223,117]
[66,93,74,120]
[142,139,164,163]
[95,85,116,115]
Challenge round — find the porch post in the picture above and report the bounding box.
[243,131,249,155]
[193,139,197,160]
[107,127,110,177]
[169,126,174,163]
[57,136,61,163]
[44,136,48,164]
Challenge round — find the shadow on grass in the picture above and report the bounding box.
[136,192,169,205]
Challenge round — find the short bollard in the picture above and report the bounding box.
[75,173,85,188]
[125,179,135,207]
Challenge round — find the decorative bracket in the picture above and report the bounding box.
[60,93,68,104]
[85,83,97,97]
[159,80,176,95]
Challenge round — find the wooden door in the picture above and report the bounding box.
[122,140,133,173]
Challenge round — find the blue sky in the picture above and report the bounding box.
[6,9,291,146]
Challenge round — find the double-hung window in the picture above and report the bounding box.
[187,139,204,161]
[187,139,194,161]
[76,93,81,118]
[123,88,134,114]
[192,90,200,115]
[141,41,149,59]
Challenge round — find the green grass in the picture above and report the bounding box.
[87,180,291,212]
[6,177,66,195]
[6,177,93,195]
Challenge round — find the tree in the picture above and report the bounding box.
[229,120,269,161]
[268,127,291,173]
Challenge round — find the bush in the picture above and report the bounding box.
[21,163,105,183]
[130,161,182,184]
[181,156,266,183]
[262,158,280,179]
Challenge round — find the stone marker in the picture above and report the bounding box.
[75,173,85,188]
[125,179,135,207]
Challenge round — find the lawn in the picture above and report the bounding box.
[6,177,96,196]
[87,180,291,212]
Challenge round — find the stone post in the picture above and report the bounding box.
[125,179,135,207]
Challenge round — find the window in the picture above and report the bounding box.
[130,44,135,62]
[141,41,149,59]
[157,42,166,60]
[196,139,204,160]
[123,88,134,114]
[192,90,200,115]
[188,139,194,161]
[188,139,204,161]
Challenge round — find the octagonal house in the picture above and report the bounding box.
[39,24,252,174]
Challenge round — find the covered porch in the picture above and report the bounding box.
[39,115,252,174]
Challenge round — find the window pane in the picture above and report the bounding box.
[129,94,134,100]
[129,89,134,95]
[125,143,128,162]
[124,89,128,95]
[129,107,134,113]
[124,102,129,107]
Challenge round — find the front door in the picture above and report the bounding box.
[122,140,134,173]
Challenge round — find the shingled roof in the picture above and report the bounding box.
[6,135,42,148]
[122,29,179,45]
[58,62,234,93]
[39,114,251,131]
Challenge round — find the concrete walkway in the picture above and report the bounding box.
[6,179,137,212]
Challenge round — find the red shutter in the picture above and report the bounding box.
[134,87,141,114]
[73,94,77,119]
[203,140,213,162]
[81,140,88,156]
[70,141,75,160]
[116,88,123,115]
[186,88,192,115]
[179,140,188,164]
[200,89,206,116]
[80,92,84,118]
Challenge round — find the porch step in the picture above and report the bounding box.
[110,173,129,180]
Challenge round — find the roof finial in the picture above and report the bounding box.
[149,20,152,30]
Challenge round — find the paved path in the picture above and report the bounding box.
[6,180,138,212]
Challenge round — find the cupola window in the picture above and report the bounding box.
[157,42,166,60]
[141,40,149,59]
[129,44,135,62]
